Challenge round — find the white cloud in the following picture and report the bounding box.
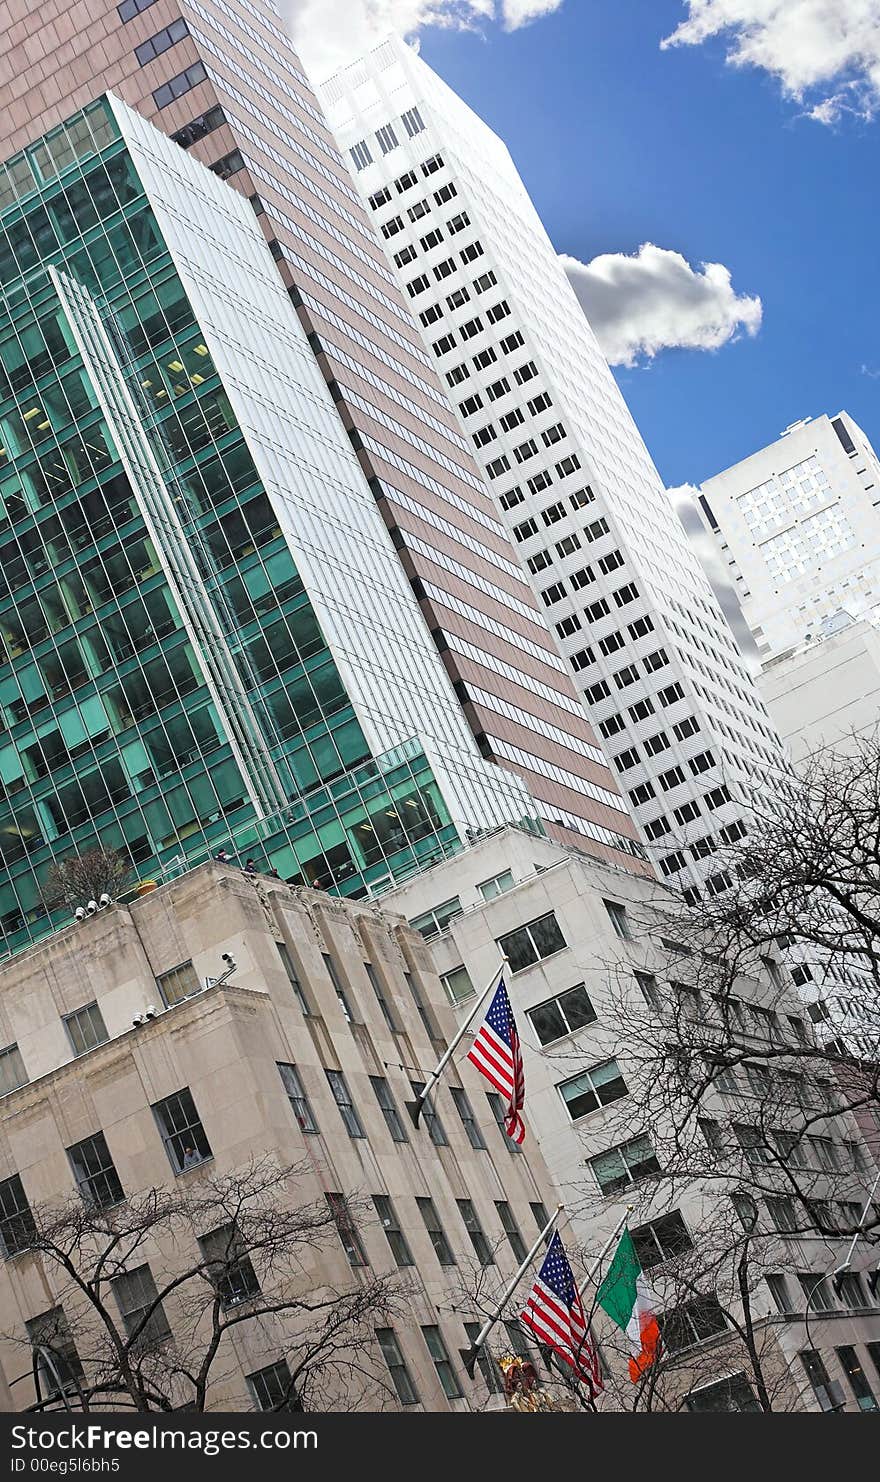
[282,0,564,81]
[561,243,762,367]
[662,1,880,122]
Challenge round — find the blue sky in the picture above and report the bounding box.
[411,1,879,489]
[292,1,880,491]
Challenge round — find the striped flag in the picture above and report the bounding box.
[596,1230,661,1382]
[520,1231,602,1391]
[466,977,525,1144]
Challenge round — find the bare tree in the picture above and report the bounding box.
[5,1158,399,1413]
[42,847,134,912]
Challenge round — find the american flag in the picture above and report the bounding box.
[520,1231,602,1392]
[466,977,525,1144]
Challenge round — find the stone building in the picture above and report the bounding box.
[385,828,880,1412]
[0,861,558,1412]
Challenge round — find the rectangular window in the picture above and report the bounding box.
[422,1326,462,1400]
[474,269,498,292]
[556,455,581,477]
[276,945,311,1016]
[434,181,457,204]
[528,984,596,1045]
[375,123,399,154]
[322,953,356,1023]
[0,1042,28,1095]
[350,141,373,171]
[325,1070,365,1138]
[530,1201,550,1233]
[118,0,158,19]
[487,1092,521,1151]
[559,1059,628,1121]
[158,960,202,1008]
[25,1308,83,1401]
[401,107,425,138]
[394,244,417,266]
[631,1211,692,1268]
[440,965,474,1004]
[152,1088,212,1173]
[63,1002,108,1057]
[604,900,631,941]
[446,363,470,386]
[497,912,566,972]
[836,1345,877,1410]
[555,614,582,638]
[370,1076,408,1142]
[685,1373,760,1412]
[448,212,470,233]
[364,962,399,1032]
[111,1265,171,1350]
[409,1080,447,1146]
[198,1225,260,1307]
[247,1359,297,1411]
[464,1321,503,1393]
[395,169,418,192]
[373,1195,414,1267]
[67,1132,124,1209]
[457,1199,494,1265]
[409,897,463,938]
[326,1192,368,1267]
[152,61,207,110]
[495,1201,527,1261]
[277,1062,317,1134]
[422,152,444,175]
[417,1196,456,1265]
[501,330,526,353]
[135,18,188,66]
[659,1295,727,1353]
[514,361,538,384]
[376,1328,419,1405]
[589,1134,660,1194]
[0,1173,36,1256]
[634,971,661,1010]
[450,1086,486,1149]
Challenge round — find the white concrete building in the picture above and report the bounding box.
[695,413,880,664]
[319,37,786,899]
[384,828,880,1412]
[757,613,880,768]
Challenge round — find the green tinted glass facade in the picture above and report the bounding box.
[0,100,466,953]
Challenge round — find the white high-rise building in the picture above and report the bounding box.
[694,413,880,664]
[319,38,786,896]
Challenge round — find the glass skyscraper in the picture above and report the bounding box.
[0,0,647,880]
[0,95,552,953]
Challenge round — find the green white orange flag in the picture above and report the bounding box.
[596,1230,661,1382]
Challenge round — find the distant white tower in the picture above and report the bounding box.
[693,412,880,664]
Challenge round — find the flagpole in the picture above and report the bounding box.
[407,956,508,1127]
[535,1207,633,1387]
[578,1207,632,1299]
[461,1204,563,1379]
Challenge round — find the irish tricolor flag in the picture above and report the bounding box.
[596,1230,661,1382]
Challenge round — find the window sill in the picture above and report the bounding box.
[507,946,568,975]
[174,1156,214,1177]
